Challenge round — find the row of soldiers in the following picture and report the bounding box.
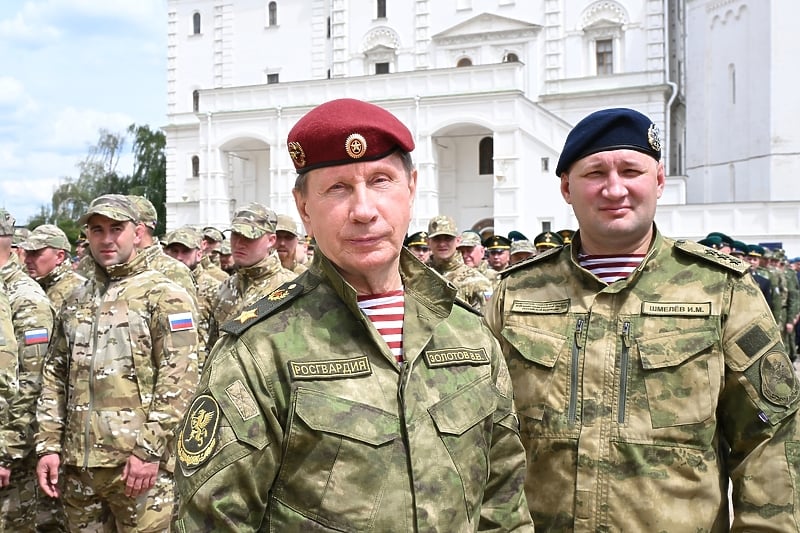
[0,195,316,531]
[698,231,800,360]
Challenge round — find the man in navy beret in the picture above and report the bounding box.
[173,98,534,531]
[486,107,800,529]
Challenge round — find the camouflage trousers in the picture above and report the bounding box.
[62,465,174,533]
[0,452,66,532]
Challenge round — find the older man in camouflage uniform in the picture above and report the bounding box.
[163,225,221,372]
[36,194,199,532]
[274,214,307,275]
[486,108,800,530]
[206,203,295,349]
[0,210,57,533]
[458,230,500,285]
[22,224,86,311]
[427,215,493,311]
[172,98,533,532]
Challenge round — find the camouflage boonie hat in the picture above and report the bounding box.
[20,224,71,252]
[427,215,458,238]
[202,226,225,242]
[12,227,30,247]
[164,226,202,249]
[275,214,300,237]
[228,202,277,239]
[510,239,536,256]
[0,209,16,237]
[128,195,158,229]
[457,231,482,248]
[79,194,138,225]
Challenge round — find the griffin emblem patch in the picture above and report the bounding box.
[177,394,220,468]
[761,351,800,407]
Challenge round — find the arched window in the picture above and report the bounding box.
[457,57,473,67]
[479,137,494,175]
[192,12,201,34]
[191,156,200,178]
[504,52,519,62]
[268,2,278,26]
[192,90,199,112]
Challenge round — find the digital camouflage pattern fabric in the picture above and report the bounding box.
[172,250,533,532]
[485,228,800,531]
[430,253,493,312]
[206,251,295,349]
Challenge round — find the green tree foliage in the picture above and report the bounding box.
[30,125,167,244]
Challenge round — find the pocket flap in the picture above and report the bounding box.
[638,328,719,369]
[429,376,497,435]
[294,387,399,446]
[501,323,566,368]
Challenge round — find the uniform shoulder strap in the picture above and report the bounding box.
[220,280,305,336]
[500,246,562,278]
[673,239,749,275]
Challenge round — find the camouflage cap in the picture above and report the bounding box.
[457,230,482,248]
[510,239,536,256]
[228,202,277,239]
[202,226,225,242]
[275,214,300,237]
[128,195,158,229]
[427,215,458,238]
[20,224,71,252]
[79,194,138,225]
[12,227,30,247]
[219,240,232,255]
[0,209,15,237]
[164,226,202,249]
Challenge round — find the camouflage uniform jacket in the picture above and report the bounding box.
[35,260,86,311]
[74,254,95,280]
[142,243,197,301]
[289,261,308,275]
[172,249,533,532]
[0,254,53,459]
[478,260,501,290]
[431,253,492,312]
[36,252,199,470]
[199,256,229,284]
[485,228,800,531]
[0,289,22,466]
[207,251,295,348]
[191,265,222,372]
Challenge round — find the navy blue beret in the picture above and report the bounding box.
[555,108,661,176]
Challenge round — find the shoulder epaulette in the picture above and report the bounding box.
[220,281,305,336]
[673,239,749,275]
[500,246,562,278]
[453,296,482,316]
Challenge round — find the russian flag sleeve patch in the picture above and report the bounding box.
[24,328,50,345]
[168,312,195,332]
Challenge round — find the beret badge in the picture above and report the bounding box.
[647,123,661,152]
[288,142,306,168]
[345,133,367,159]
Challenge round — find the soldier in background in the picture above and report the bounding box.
[11,228,30,265]
[22,224,86,311]
[128,195,197,300]
[484,235,512,272]
[216,240,235,275]
[0,291,23,531]
[556,228,575,245]
[533,230,564,254]
[403,231,430,264]
[457,230,499,284]
[486,107,800,529]
[163,226,220,371]
[206,203,295,348]
[427,215,493,310]
[509,239,536,265]
[0,210,56,532]
[36,194,199,532]
[199,227,229,283]
[172,97,533,532]
[774,249,800,361]
[743,244,773,308]
[274,214,307,275]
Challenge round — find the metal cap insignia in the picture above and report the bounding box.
[345,133,367,159]
[288,141,306,168]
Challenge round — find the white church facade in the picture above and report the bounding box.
[164,0,800,252]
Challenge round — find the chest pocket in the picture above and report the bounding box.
[275,387,400,532]
[501,321,569,421]
[636,328,722,445]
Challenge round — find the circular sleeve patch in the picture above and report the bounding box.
[177,394,221,469]
[760,351,800,407]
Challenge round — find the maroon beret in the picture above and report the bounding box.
[287,98,415,174]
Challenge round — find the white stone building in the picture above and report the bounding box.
[164,0,800,253]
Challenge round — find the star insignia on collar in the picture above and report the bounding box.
[235,308,259,324]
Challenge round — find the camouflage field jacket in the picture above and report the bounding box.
[485,227,800,531]
[36,252,199,470]
[430,253,493,312]
[173,250,533,532]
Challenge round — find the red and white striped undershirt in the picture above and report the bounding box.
[578,253,646,284]
[357,289,405,363]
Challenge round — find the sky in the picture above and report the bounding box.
[0,0,167,224]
